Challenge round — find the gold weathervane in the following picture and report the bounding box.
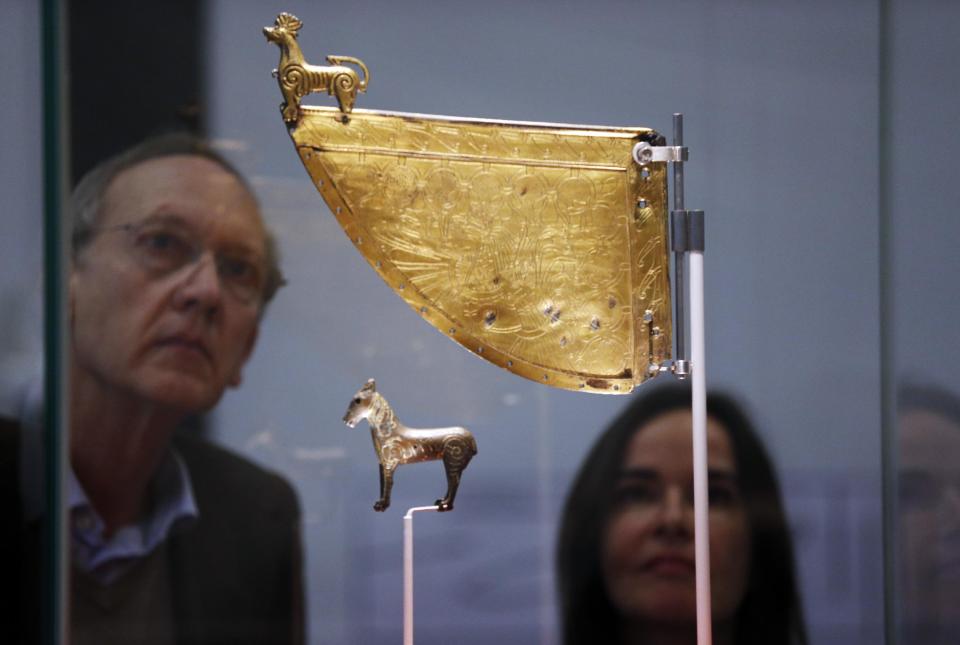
[265,13,672,394]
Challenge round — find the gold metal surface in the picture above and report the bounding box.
[343,379,477,512]
[264,13,369,122]
[268,14,673,394]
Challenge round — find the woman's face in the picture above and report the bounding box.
[601,409,751,625]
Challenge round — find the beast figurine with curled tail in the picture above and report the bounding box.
[264,12,369,122]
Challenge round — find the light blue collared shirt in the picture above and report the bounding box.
[19,379,199,585]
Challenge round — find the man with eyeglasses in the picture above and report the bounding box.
[1,134,303,644]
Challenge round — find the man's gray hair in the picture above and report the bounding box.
[70,132,285,309]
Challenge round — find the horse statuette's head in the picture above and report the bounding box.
[263,12,302,46]
[343,379,377,428]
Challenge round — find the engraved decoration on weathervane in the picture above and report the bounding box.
[343,379,477,512]
[265,13,673,394]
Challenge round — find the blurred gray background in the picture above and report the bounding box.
[3,1,958,643]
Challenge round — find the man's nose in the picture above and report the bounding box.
[173,252,223,314]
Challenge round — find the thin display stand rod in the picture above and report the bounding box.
[672,113,687,372]
[668,114,711,645]
[690,249,711,645]
[403,505,439,645]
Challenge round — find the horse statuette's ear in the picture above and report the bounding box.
[363,378,377,391]
[276,12,303,32]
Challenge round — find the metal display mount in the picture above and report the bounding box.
[404,506,439,645]
[263,14,710,642]
[635,113,712,645]
[403,115,712,645]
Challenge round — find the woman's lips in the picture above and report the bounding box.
[642,555,696,576]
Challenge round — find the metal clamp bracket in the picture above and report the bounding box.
[648,359,692,379]
[671,210,705,253]
[645,113,701,381]
[632,142,689,165]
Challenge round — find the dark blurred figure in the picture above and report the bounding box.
[1,134,301,645]
[557,383,807,645]
[897,384,960,645]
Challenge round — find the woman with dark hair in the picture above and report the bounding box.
[557,383,807,645]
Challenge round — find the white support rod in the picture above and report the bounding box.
[403,512,413,645]
[689,250,712,645]
[403,506,440,645]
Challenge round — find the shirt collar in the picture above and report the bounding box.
[67,448,199,583]
[18,379,200,583]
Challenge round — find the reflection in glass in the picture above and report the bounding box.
[557,384,807,645]
[897,385,960,645]
[7,135,304,644]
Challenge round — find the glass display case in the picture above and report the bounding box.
[3,1,959,644]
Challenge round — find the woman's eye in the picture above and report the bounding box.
[613,484,659,506]
[708,485,738,507]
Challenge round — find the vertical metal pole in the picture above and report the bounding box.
[690,245,712,645]
[403,506,439,645]
[877,1,900,643]
[668,112,709,644]
[41,0,69,642]
[403,512,414,645]
[672,113,688,374]
[536,388,556,645]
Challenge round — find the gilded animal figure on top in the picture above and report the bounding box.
[343,379,478,512]
[264,12,370,123]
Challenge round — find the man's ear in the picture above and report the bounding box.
[228,326,259,388]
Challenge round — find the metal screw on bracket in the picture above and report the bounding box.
[632,141,689,166]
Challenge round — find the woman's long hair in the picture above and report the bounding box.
[556,383,807,645]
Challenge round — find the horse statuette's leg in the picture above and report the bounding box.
[436,466,462,512]
[436,435,474,511]
[377,464,385,500]
[375,464,394,512]
[336,87,355,114]
[281,94,298,122]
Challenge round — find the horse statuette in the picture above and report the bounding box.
[343,379,477,512]
[263,12,370,123]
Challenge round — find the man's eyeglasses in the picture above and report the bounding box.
[99,220,267,305]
